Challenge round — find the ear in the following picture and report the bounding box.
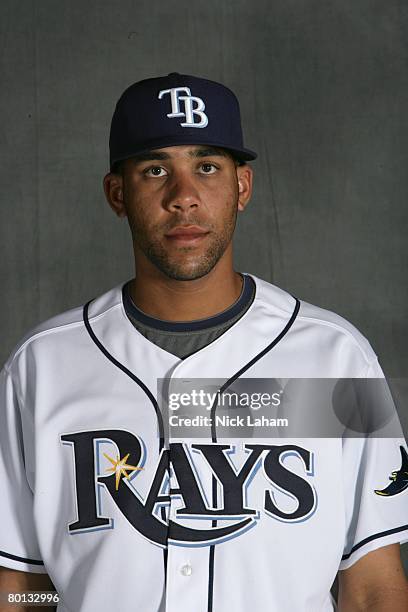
[236,164,253,212]
[103,172,127,218]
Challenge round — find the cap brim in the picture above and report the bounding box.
[110,139,257,170]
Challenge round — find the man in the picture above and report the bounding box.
[0,73,407,611]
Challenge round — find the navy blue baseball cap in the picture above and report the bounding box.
[109,72,257,170]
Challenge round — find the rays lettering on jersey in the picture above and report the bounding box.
[61,429,317,547]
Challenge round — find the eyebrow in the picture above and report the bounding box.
[129,146,228,164]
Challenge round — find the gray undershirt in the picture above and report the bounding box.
[123,274,255,359]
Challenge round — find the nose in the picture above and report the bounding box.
[163,171,200,213]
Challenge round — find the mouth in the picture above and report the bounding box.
[165,225,210,245]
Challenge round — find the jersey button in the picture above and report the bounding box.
[180,564,192,576]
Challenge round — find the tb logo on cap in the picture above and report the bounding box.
[158,87,208,128]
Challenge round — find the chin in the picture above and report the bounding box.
[160,266,214,282]
[145,239,228,281]
[156,257,218,282]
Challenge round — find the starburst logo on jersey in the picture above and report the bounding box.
[61,429,318,547]
[103,452,143,491]
[374,446,408,497]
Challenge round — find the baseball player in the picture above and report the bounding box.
[0,73,407,611]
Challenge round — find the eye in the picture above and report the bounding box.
[199,163,217,174]
[144,166,168,177]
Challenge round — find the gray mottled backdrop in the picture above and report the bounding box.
[1,0,407,571]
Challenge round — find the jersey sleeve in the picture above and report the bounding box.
[339,359,408,570]
[0,367,46,573]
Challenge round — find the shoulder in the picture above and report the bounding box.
[249,274,378,368]
[4,284,123,372]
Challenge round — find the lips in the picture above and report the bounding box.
[166,225,209,237]
[165,225,210,244]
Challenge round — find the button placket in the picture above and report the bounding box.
[165,368,214,612]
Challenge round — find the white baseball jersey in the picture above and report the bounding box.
[0,274,407,612]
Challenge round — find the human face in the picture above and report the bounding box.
[105,145,252,281]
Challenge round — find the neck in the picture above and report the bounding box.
[129,255,243,322]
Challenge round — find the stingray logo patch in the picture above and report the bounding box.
[375,446,408,497]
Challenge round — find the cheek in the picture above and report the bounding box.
[206,184,238,220]
[124,190,160,229]
[128,209,155,240]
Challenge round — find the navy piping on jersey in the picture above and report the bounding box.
[207,294,300,612]
[341,524,408,560]
[210,295,301,443]
[83,300,165,450]
[83,300,170,581]
[0,549,44,565]
[122,274,255,332]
